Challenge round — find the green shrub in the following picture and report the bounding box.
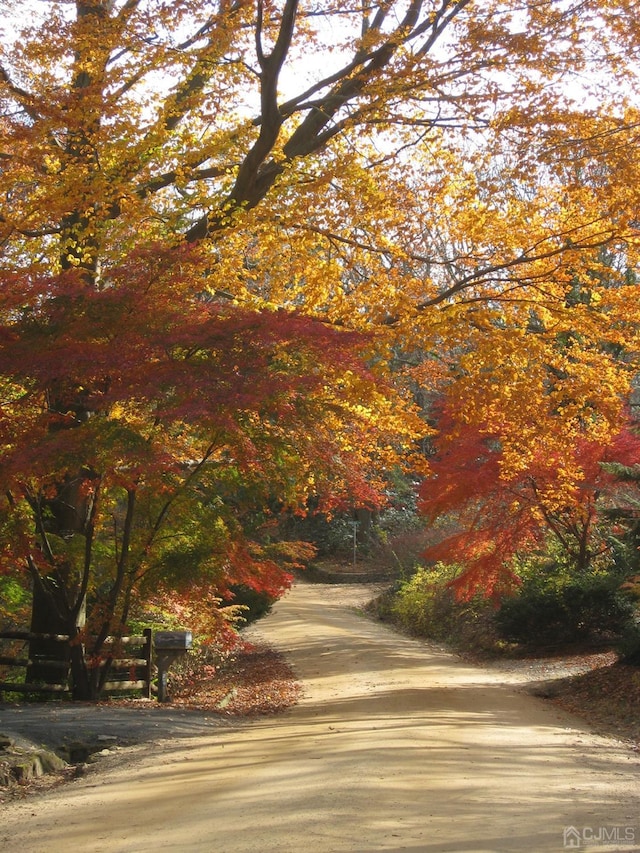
[0,576,30,626]
[496,569,634,647]
[226,585,276,625]
[376,557,637,655]
[389,564,455,637]
[383,564,499,652]
[617,622,640,665]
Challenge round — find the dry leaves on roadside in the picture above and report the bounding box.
[169,642,302,716]
[551,662,640,748]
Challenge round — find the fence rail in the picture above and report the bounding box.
[0,628,153,700]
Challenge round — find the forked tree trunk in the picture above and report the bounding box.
[28,578,108,701]
[27,469,100,699]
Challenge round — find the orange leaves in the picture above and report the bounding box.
[0,236,426,619]
[420,398,640,598]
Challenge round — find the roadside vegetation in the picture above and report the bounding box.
[368,559,638,659]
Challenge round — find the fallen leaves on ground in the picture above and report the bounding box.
[169,642,302,715]
[92,641,301,716]
[551,661,640,748]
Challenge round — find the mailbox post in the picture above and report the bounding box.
[154,630,193,702]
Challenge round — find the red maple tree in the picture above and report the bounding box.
[0,243,423,697]
[419,402,640,600]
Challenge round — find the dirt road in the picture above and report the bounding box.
[2,582,639,853]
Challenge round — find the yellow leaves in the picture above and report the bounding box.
[2,1,639,510]
[422,261,634,495]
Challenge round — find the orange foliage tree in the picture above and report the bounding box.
[419,402,640,599]
[0,244,416,530]
[0,241,424,697]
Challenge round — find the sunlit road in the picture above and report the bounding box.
[2,582,639,853]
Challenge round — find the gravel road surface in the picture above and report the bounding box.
[1,582,638,853]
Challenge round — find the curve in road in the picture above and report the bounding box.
[1,582,639,853]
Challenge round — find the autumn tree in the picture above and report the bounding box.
[2,0,640,692]
[0,241,424,697]
[418,401,640,598]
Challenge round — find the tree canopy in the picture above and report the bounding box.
[2,0,640,693]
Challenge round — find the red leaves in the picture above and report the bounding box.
[169,642,301,716]
[420,402,640,600]
[0,243,376,490]
[0,249,364,428]
[0,237,427,667]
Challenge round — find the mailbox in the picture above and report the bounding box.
[154,630,193,702]
[154,631,193,651]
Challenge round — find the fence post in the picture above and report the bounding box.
[142,628,152,699]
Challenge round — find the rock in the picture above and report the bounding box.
[216,688,238,710]
[0,743,66,785]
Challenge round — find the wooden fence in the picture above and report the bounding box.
[0,628,153,700]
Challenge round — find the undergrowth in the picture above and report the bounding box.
[368,561,639,659]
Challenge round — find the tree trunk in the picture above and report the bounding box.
[27,469,97,697]
[27,579,72,694]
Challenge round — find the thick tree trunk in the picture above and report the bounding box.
[27,469,98,698]
[27,579,72,692]
[27,582,105,700]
